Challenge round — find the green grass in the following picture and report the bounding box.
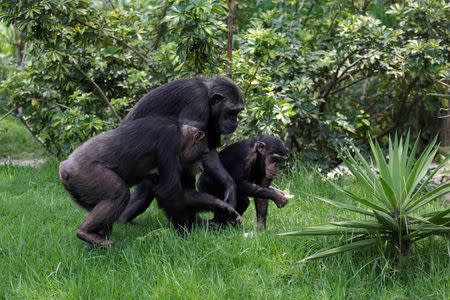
[0,116,46,159]
[0,162,448,299]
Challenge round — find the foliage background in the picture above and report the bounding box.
[0,0,448,162]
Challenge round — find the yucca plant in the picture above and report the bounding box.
[280,134,450,265]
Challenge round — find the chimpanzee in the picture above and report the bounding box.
[59,116,241,247]
[199,136,289,230]
[119,76,244,223]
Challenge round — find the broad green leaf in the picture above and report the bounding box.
[278,225,372,236]
[373,210,398,231]
[300,239,377,262]
[341,188,389,213]
[426,208,450,224]
[330,221,386,230]
[406,182,450,212]
[378,176,398,211]
[309,194,373,216]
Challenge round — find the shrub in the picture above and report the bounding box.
[279,133,449,265]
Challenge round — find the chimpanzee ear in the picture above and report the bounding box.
[211,93,224,105]
[256,141,266,155]
[193,130,206,144]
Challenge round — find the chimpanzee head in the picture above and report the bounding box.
[208,77,244,134]
[180,125,209,175]
[253,136,288,179]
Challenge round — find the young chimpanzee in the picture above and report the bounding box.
[59,116,241,247]
[199,136,289,230]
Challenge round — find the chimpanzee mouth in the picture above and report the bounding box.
[266,171,277,179]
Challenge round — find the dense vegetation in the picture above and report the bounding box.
[0,0,448,162]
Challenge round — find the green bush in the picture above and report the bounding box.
[0,1,448,161]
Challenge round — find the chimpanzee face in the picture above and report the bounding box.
[209,79,244,134]
[264,153,286,179]
[180,125,209,174]
[255,138,288,179]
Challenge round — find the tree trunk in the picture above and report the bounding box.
[398,239,411,269]
[440,96,450,148]
[226,0,236,78]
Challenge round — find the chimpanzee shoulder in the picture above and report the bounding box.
[123,77,209,123]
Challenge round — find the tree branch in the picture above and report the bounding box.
[72,63,121,121]
[77,20,156,72]
[373,123,396,140]
[153,1,172,50]
[226,0,236,78]
[297,0,306,14]
[337,50,376,80]
[19,116,50,153]
[302,1,316,28]
[0,107,15,122]
[329,76,370,96]
[244,59,262,98]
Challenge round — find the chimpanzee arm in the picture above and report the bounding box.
[254,177,272,230]
[153,139,191,228]
[237,180,288,209]
[183,189,241,224]
[202,150,237,207]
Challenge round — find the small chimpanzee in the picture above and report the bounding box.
[199,136,289,230]
[59,116,241,247]
[119,76,244,223]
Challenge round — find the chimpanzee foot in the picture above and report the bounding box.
[222,208,242,226]
[76,229,114,247]
[230,214,243,226]
[256,220,266,230]
[224,208,242,226]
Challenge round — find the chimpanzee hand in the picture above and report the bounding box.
[271,188,289,208]
[202,150,237,207]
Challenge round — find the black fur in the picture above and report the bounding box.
[59,116,239,246]
[199,136,289,229]
[120,76,244,222]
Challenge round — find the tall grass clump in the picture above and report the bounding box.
[280,134,450,265]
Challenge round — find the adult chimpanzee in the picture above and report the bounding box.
[118,76,244,223]
[199,136,289,230]
[59,116,241,247]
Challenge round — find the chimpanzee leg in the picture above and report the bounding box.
[254,177,272,230]
[184,190,242,225]
[156,195,193,230]
[181,173,200,226]
[235,195,250,216]
[118,179,155,223]
[198,174,223,199]
[210,193,247,225]
[75,164,130,246]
